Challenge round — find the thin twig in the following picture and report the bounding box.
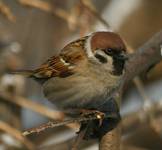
[23,116,95,136]
[23,112,117,136]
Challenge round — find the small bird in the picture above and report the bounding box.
[13,31,128,110]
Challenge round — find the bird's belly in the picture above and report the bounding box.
[43,74,109,109]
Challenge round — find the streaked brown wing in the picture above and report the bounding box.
[32,37,87,79]
[32,56,74,78]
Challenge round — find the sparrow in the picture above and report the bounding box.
[13,31,128,110]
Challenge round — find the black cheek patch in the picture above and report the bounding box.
[94,53,107,63]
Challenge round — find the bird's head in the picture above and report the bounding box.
[85,31,128,76]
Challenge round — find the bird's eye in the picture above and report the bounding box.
[104,48,113,55]
[107,48,113,52]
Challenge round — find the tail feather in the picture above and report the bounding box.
[10,69,35,77]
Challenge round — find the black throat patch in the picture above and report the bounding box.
[112,57,125,76]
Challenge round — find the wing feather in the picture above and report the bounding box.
[31,37,87,79]
[33,56,73,78]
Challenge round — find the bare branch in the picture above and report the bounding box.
[124,30,162,84]
[22,112,116,136]
[23,115,95,136]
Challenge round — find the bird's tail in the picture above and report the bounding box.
[9,69,35,77]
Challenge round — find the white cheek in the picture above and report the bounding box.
[103,55,114,71]
[107,55,113,65]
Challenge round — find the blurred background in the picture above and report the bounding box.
[0,0,162,149]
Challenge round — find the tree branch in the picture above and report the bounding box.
[99,125,121,150]
[22,112,117,136]
[124,30,162,84]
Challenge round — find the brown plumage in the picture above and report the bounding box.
[91,32,126,52]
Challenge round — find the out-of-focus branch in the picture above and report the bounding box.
[0,1,16,22]
[80,0,110,29]
[18,0,53,12]
[18,0,77,29]
[126,46,151,104]
[0,92,64,120]
[122,100,162,135]
[0,92,80,130]
[123,30,162,84]
[0,120,35,150]
[18,0,98,33]
[40,136,96,150]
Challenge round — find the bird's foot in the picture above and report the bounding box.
[79,109,105,126]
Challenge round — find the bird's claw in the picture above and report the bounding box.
[80,109,105,126]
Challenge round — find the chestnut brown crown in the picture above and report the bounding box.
[91,31,126,53]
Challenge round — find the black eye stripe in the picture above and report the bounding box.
[94,53,107,63]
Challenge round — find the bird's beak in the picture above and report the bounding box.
[117,53,129,61]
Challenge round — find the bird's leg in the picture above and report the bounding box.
[79,109,105,125]
[64,108,105,125]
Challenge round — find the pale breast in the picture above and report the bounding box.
[42,72,111,109]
